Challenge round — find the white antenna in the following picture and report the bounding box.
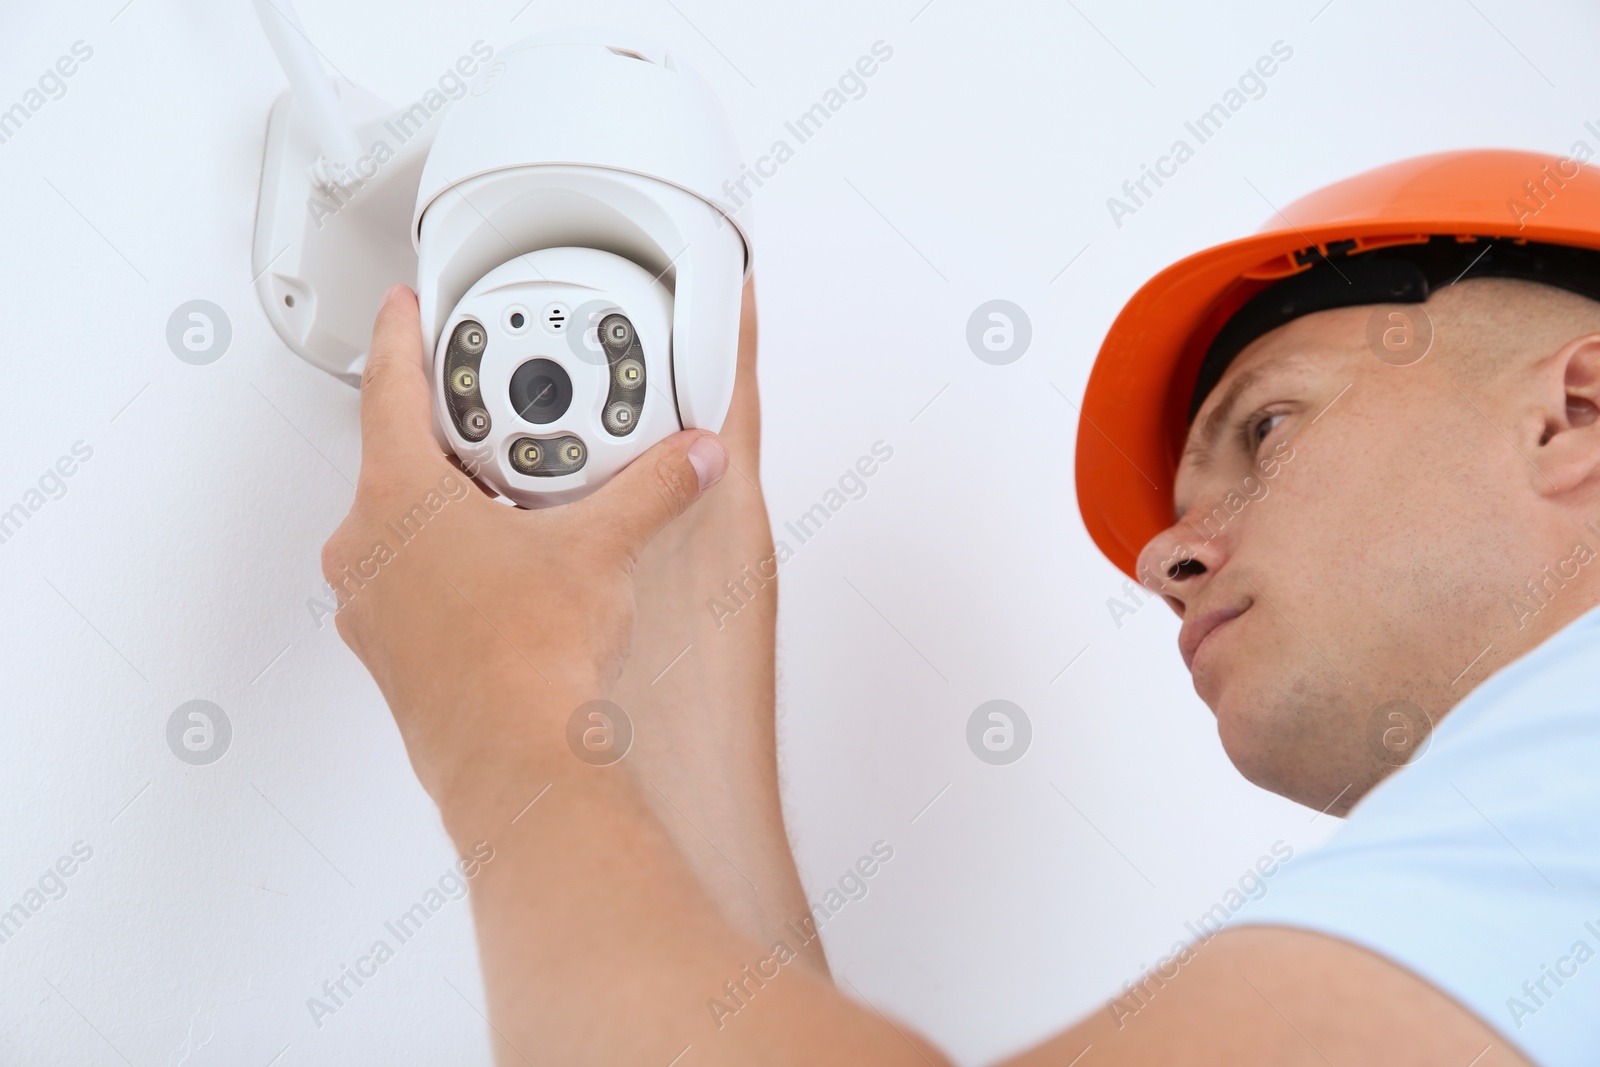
[250,0,363,173]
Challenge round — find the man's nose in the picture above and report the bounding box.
[1135,516,1227,616]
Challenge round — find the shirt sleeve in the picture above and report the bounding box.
[1231,614,1600,1067]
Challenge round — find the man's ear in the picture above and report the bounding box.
[1532,333,1600,496]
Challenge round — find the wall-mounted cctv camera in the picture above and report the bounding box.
[249,5,752,506]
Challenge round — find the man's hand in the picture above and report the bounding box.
[608,279,830,975]
[323,284,934,1067]
[320,284,729,818]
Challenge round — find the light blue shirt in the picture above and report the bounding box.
[1235,603,1600,1065]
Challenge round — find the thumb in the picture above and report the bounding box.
[584,430,729,556]
[358,285,443,491]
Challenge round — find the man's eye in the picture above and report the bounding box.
[1249,412,1288,449]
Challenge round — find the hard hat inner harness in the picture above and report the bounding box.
[1187,235,1600,422]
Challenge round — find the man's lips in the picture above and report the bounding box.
[1178,603,1249,672]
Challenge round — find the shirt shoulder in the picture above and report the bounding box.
[1235,609,1600,1067]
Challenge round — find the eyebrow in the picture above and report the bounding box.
[1183,363,1269,468]
[1175,355,1313,521]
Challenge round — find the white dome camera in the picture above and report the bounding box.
[249,9,752,506]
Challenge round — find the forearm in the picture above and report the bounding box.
[605,276,825,974]
[332,283,871,1060]
[441,709,940,1066]
[612,486,825,975]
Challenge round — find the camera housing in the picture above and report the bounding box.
[249,12,753,507]
[435,247,678,504]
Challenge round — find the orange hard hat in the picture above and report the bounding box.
[1076,148,1600,580]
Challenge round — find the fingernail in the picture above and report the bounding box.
[383,284,409,307]
[687,434,727,493]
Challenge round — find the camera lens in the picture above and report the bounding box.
[508,358,573,425]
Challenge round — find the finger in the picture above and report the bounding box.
[581,430,728,557]
[446,452,502,500]
[736,275,759,383]
[358,285,445,491]
[718,277,762,468]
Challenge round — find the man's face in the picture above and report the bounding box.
[1135,287,1567,813]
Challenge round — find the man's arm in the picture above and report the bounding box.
[1009,925,1532,1067]
[449,743,941,1066]
[327,286,1535,1066]
[443,723,1534,1066]
[607,280,827,974]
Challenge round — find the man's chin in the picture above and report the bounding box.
[1211,682,1304,797]
[1190,659,1228,711]
[1212,696,1384,814]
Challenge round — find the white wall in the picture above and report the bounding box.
[2,0,1595,1063]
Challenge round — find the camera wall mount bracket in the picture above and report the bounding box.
[252,78,434,386]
